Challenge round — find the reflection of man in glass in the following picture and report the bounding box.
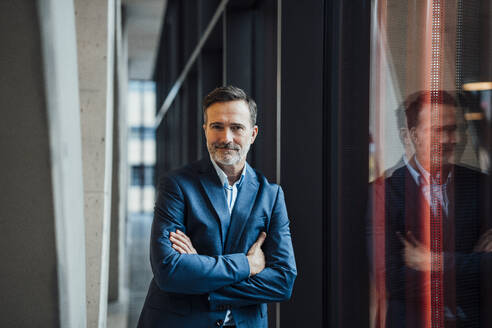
[383,102,415,178]
[380,91,492,327]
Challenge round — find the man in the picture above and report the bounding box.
[382,101,415,178]
[138,86,297,328]
[371,91,492,327]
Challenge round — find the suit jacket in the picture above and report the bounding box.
[380,164,491,328]
[383,156,406,178]
[138,158,297,328]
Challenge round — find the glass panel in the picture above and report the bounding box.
[368,1,492,327]
[126,80,156,326]
[127,80,156,214]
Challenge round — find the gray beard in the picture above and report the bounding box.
[208,143,250,166]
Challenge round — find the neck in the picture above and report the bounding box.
[413,154,452,179]
[216,161,245,185]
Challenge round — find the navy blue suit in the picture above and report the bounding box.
[381,164,492,327]
[138,158,297,328]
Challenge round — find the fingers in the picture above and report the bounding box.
[396,231,419,247]
[481,229,492,249]
[172,243,188,254]
[396,231,409,247]
[177,229,193,243]
[255,231,267,247]
[246,233,267,276]
[247,232,267,255]
[397,231,433,272]
[170,233,192,253]
[170,230,197,254]
[406,231,420,247]
[483,229,492,237]
[176,230,197,252]
[170,231,190,248]
[475,229,492,252]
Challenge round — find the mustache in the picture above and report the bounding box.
[442,144,455,152]
[213,142,240,150]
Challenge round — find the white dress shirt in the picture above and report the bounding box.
[210,158,246,326]
[406,157,451,216]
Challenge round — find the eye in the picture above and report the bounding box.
[231,125,244,132]
[447,125,457,133]
[210,124,223,130]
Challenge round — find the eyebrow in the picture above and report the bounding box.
[434,124,458,130]
[209,122,246,127]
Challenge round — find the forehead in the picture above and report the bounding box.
[417,104,457,127]
[206,100,250,123]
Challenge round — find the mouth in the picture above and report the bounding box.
[442,145,455,153]
[214,145,239,151]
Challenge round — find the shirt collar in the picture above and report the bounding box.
[405,156,421,186]
[414,156,431,185]
[210,156,246,188]
[409,156,452,186]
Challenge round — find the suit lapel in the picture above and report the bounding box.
[197,159,230,249]
[224,163,259,253]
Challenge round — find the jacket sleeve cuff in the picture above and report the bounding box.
[208,253,250,310]
[228,252,250,282]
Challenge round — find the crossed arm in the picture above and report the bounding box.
[398,229,492,272]
[171,229,267,276]
[150,176,297,306]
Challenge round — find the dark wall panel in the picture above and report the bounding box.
[251,0,278,182]
[153,1,372,327]
[156,0,224,178]
[225,1,278,182]
[280,0,324,327]
[326,1,370,327]
[225,8,253,94]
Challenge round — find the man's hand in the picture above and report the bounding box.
[247,232,267,276]
[474,229,492,252]
[170,230,197,254]
[397,231,432,272]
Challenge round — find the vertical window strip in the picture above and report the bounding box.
[430,1,444,327]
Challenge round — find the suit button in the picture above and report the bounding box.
[215,319,223,326]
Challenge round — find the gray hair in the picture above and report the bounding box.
[202,85,257,126]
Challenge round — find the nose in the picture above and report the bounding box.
[443,129,458,145]
[219,127,234,143]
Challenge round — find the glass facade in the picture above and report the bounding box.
[127,81,156,214]
[368,1,492,327]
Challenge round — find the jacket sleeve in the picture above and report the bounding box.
[150,175,250,294]
[208,186,297,309]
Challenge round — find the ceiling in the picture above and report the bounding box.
[124,0,167,80]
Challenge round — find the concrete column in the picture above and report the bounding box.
[74,0,116,327]
[108,0,128,304]
[0,0,86,327]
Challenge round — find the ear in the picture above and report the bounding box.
[399,128,410,145]
[409,127,418,145]
[250,125,259,144]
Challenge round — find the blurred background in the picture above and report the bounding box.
[0,0,490,327]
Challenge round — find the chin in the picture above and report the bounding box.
[214,155,240,166]
[442,153,455,165]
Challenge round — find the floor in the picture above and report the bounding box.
[108,212,154,328]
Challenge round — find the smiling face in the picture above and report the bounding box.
[203,100,258,169]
